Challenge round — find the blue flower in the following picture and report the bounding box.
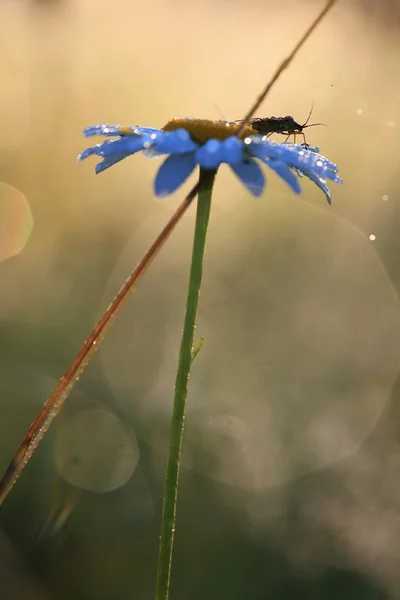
[78,120,342,204]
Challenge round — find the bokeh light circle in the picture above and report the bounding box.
[0,182,33,261]
[54,407,139,493]
[99,198,400,490]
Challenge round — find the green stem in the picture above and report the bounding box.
[155,168,216,600]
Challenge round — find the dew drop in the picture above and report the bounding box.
[369,234,376,241]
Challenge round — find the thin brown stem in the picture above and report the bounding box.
[0,184,199,507]
[236,0,338,137]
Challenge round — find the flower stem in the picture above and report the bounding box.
[155,168,216,600]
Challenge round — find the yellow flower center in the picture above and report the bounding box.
[162,118,256,144]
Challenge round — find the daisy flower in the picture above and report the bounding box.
[78,118,342,204]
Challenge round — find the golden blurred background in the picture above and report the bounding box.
[1,0,400,598]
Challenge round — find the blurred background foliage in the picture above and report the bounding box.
[1,0,400,598]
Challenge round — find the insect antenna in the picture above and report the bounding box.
[213,103,226,120]
[302,103,327,129]
[303,122,327,129]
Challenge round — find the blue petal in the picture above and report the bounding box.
[220,137,243,165]
[229,157,265,197]
[83,123,159,137]
[248,137,337,176]
[154,153,197,197]
[134,126,162,135]
[78,136,147,172]
[247,137,342,200]
[196,139,224,169]
[298,171,333,205]
[287,147,342,204]
[78,144,103,161]
[257,156,302,194]
[150,129,198,155]
[246,136,285,160]
[297,143,320,154]
[94,154,130,173]
[278,144,341,182]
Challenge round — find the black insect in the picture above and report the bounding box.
[246,106,325,144]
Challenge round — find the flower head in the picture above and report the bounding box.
[78,118,342,204]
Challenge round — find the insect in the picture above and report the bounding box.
[163,106,325,147]
[243,105,326,145]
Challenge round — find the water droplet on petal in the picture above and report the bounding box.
[0,182,33,261]
[369,234,376,241]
